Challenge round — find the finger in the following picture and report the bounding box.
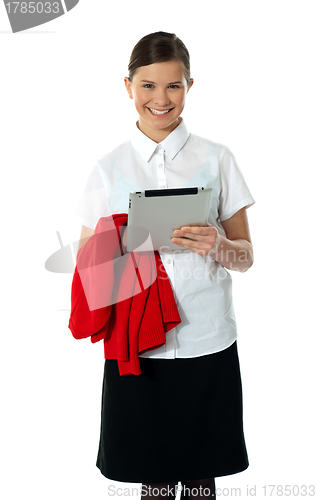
[171,237,210,252]
[180,226,214,236]
[173,230,196,241]
[173,229,201,240]
[171,237,191,247]
[172,235,197,245]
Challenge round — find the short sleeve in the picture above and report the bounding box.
[73,161,112,230]
[218,145,255,221]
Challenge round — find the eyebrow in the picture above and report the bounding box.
[140,80,183,84]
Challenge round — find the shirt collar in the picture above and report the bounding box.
[131,117,190,162]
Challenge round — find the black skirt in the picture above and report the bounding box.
[96,341,249,483]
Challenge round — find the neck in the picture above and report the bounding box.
[137,117,181,143]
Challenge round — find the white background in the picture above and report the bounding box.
[1,1,316,499]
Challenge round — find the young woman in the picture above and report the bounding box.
[74,31,255,500]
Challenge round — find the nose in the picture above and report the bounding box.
[152,87,171,107]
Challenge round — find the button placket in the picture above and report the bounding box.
[155,148,167,189]
[155,151,176,357]
[164,328,176,358]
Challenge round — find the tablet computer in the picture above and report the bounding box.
[126,186,212,252]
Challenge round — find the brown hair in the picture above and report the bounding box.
[128,31,191,84]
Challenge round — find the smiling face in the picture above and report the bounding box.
[124,60,193,143]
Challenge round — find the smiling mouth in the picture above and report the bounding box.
[147,107,174,115]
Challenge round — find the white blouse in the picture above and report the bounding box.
[73,118,255,359]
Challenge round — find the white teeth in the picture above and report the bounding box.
[149,108,171,115]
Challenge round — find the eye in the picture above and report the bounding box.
[169,85,180,89]
[143,84,154,88]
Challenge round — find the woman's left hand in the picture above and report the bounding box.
[171,222,221,256]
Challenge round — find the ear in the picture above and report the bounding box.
[124,77,133,99]
[186,78,194,93]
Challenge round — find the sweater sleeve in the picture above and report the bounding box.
[154,252,181,331]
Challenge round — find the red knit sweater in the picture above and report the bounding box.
[68,214,181,375]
